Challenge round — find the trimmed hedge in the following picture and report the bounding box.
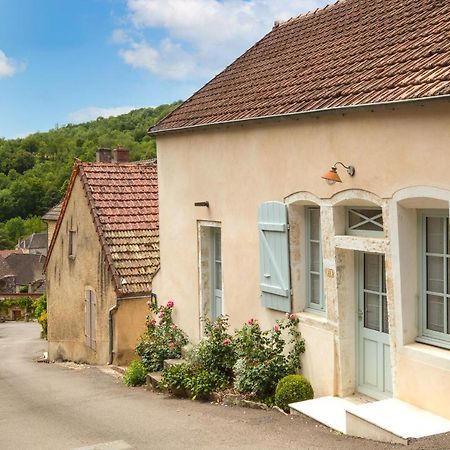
[275,374,314,412]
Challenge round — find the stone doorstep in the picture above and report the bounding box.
[289,396,450,445]
[146,372,162,390]
[163,358,187,370]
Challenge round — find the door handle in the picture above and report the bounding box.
[264,274,271,278]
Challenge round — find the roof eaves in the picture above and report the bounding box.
[149,94,450,135]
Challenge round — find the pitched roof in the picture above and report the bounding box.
[18,232,47,250]
[5,253,45,285]
[0,256,14,279]
[152,0,450,133]
[42,203,62,221]
[46,160,159,297]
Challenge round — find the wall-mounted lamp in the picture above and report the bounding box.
[194,201,210,207]
[321,161,355,185]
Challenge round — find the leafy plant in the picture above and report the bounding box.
[275,374,314,412]
[136,299,188,372]
[123,360,147,386]
[160,362,228,400]
[233,315,305,400]
[33,294,47,338]
[194,315,236,378]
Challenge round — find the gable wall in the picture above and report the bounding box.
[153,100,450,413]
[47,176,117,364]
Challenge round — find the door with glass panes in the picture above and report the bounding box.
[211,227,222,319]
[357,253,392,399]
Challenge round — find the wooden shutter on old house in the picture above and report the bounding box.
[258,201,291,312]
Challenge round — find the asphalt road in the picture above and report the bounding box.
[1,322,449,450]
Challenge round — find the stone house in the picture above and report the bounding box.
[149,0,450,438]
[42,203,62,247]
[17,232,48,256]
[46,149,159,365]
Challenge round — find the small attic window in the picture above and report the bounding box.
[346,208,384,237]
[68,230,77,258]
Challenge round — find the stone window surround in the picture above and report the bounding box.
[285,187,450,398]
[197,220,222,337]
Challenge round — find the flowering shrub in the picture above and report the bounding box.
[136,299,188,372]
[193,315,236,379]
[233,314,305,399]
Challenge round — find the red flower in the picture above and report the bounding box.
[247,318,255,325]
[223,338,231,346]
[172,324,177,330]
[273,324,280,332]
[167,299,175,308]
[169,341,175,348]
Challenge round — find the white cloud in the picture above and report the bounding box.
[68,106,143,124]
[117,0,330,80]
[0,50,24,78]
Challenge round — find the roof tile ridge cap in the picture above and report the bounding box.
[79,167,124,296]
[44,159,81,271]
[279,0,346,26]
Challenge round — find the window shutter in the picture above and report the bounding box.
[90,291,96,350]
[258,201,291,312]
[84,290,91,346]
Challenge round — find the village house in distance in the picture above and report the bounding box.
[46,148,159,365]
[149,0,450,441]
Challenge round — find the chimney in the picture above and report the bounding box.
[112,146,130,163]
[96,148,112,163]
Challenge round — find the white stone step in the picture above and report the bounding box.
[290,396,352,433]
[290,396,450,445]
[346,399,450,444]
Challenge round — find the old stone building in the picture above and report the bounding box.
[46,149,159,365]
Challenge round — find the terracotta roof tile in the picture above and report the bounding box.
[152,0,450,132]
[46,160,159,297]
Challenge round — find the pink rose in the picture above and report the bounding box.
[167,300,175,308]
[169,341,175,348]
[159,311,165,318]
[289,313,297,321]
[172,324,177,330]
[247,318,255,325]
[273,324,280,332]
[150,319,156,325]
[223,338,231,346]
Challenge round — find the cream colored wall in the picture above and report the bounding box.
[46,221,57,248]
[47,177,116,364]
[154,101,450,412]
[115,297,149,365]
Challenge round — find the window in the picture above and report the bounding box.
[306,207,324,311]
[68,230,76,258]
[346,208,384,237]
[211,227,223,319]
[85,289,96,350]
[418,211,450,349]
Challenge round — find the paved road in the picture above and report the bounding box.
[1,322,449,450]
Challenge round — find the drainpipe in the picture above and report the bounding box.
[108,302,119,365]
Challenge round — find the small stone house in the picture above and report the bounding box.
[149,0,450,432]
[42,203,62,247]
[46,149,159,365]
[17,232,48,256]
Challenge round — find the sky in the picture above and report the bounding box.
[0,0,330,139]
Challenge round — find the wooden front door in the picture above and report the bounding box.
[357,253,392,399]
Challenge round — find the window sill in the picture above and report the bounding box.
[296,310,336,331]
[401,341,450,371]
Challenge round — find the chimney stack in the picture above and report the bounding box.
[112,146,130,163]
[96,148,112,163]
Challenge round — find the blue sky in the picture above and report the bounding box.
[0,0,329,139]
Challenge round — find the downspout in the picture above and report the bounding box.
[108,300,119,365]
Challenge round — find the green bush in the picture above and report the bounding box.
[233,315,305,400]
[123,360,147,386]
[136,299,188,372]
[275,374,314,412]
[160,362,228,400]
[194,315,236,378]
[33,294,47,338]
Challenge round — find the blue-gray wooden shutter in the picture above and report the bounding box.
[258,201,291,312]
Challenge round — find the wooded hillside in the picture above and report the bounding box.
[0,102,180,249]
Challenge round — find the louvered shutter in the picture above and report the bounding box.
[90,291,96,350]
[258,201,291,312]
[84,290,91,346]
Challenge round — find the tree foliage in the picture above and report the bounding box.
[0,102,180,249]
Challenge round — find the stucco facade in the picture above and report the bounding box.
[153,100,450,419]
